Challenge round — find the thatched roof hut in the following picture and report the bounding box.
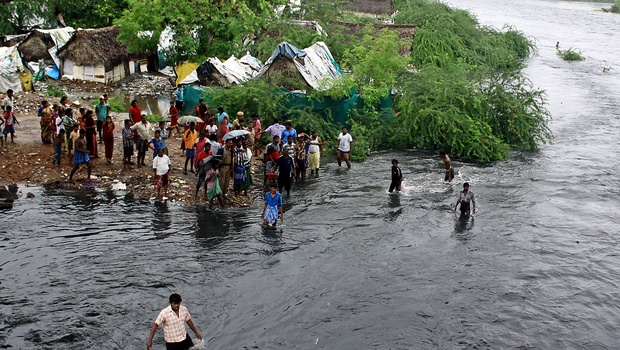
[340,0,394,15]
[17,27,75,63]
[57,26,128,70]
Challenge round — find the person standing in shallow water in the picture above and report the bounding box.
[146,293,202,350]
[69,129,92,183]
[455,182,476,216]
[389,159,403,193]
[337,126,353,168]
[433,151,454,182]
[263,183,283,226]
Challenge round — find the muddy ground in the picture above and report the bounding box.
[0,74,263,207]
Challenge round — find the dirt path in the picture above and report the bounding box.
[0,78,263,207]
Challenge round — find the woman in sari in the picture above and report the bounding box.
[102,116,115,164]
[84,110,99,158]
[218,116,229,145]
[39,101,53,144]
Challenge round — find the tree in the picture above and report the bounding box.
[0,0,128,35]
[115,0,288,63]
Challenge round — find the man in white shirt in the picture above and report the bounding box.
[131,114,151,167]
[455,182,476,216]
[337,126,353,169]
[146,293,202,350]
[152,148,171,199]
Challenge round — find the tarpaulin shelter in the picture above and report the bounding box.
[255,41,343,91]
[0,45,30,93]
[175,62,200,86]
[57,26,129,83]
[17,27,75,66]
[180,52,263,86]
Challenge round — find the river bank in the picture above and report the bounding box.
[0,74,261,206]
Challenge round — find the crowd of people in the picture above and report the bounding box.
[1,86,476,223]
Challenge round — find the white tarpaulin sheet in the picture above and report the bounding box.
[0,46,25,92]
[180,52,263,85]
[257,41,343,91]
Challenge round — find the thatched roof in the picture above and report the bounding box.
[17,27,75,62]
[57,26,128,69]
[341,0,393,15]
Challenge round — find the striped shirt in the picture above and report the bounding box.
[155,305,191,343]
[122,127,134,148]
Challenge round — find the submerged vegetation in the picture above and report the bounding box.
[602,1,620,13]
[557,48,585,61]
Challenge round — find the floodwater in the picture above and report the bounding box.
[2,0,620,348]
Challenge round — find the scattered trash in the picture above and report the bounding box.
[112,182,127,190]
[26,192,35,198]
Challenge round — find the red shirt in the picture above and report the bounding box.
[129,106,141,123]
[103,121,115,138]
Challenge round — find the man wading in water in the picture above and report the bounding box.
[433,151,454,182]
[147,293,202,350]
[455,182,476,216]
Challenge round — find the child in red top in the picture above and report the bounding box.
[167,101,181,137]
[3,106,19,144]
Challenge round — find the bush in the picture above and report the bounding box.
[557,48,585,61]
[602,2,620,13]
[46,83,65,98]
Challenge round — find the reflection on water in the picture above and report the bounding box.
[2,0,620,348]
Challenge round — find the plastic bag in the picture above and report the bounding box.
[190,339,206,350]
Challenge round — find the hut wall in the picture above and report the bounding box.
[72,65,84,80]
[62,59,74,76]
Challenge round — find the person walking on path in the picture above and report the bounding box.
[337,126,353,169]
[455,182,476,216]
[146,293,202,350]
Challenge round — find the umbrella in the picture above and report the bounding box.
[222,129,250,141]
[298,133,309,138]
[198,154,223,172]
[177,115,203,124]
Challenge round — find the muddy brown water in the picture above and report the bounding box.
[2,0,620,348]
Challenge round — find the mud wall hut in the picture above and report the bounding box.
[340,0,393,16]
[57,26,130,84]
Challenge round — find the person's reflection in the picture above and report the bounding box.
[152,200,171,235]
[454,215,474,238]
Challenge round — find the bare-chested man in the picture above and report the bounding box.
[433,151,454,182]
[69,129,92,183]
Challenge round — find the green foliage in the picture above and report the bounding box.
[342,28,409,106]
[603,2,620,13]
[46,84,65,98]
[116,0,288,63]
[146,114,164,123]
[206,80,289,123]
[391,64,551,161]
[107,95,125,112]
[0,0,129,34]
[557,48,585,61]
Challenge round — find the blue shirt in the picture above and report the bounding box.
[264,191,283,207]
[150,137,164,157]
[281,128,297,142]
[175,88,184,102]
[95,103,109,121]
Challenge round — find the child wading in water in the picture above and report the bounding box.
[262,183,283,226]
[389,159,403,193]
[53,129,66,166]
